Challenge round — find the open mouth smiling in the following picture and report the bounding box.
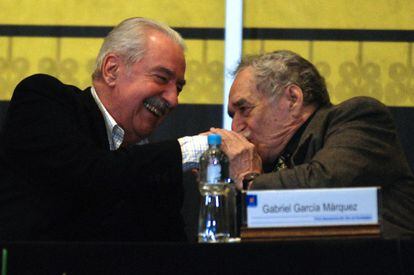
[143,97,170,118]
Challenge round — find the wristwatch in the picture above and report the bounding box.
[242,172,260,190]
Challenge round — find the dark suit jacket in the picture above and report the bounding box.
[253,97,414,238]
[0,74,186,242]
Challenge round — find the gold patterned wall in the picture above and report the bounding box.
[1,0,414,106]
[243,40,414,106]
[0,37,101,100]
[244,0,414,29]
[243,0,414,106]
[0,37,225,104]
[0,0,225,103]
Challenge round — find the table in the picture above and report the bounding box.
[1,238,413,274]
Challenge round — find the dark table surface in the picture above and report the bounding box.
[1,237,413,274]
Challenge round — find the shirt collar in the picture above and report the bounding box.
[90,86,124,150]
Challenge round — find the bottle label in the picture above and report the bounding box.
[207,164,221,183]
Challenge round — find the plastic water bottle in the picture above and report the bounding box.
[198,134,235,243]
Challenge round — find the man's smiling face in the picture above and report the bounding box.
[109,30,186,144]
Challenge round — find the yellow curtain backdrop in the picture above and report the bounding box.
[0,0,225,103]
[244,0,414,106]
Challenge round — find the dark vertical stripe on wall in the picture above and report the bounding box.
[242,28,414,41]
[1,25,414,41]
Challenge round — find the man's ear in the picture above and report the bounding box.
[101,54,120,87]
[285,84,304,116]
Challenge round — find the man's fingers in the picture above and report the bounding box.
[210,127,248,143]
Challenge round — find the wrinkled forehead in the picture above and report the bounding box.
[230,68,259,99]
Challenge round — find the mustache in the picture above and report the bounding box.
[143,96,171,117]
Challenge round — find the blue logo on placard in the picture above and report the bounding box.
[246,195,258,207]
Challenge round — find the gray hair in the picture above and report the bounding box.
[92,17,185,79]
[235,50,330,106]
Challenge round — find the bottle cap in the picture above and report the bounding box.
[208,134,221,145]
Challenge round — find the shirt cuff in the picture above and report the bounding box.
[178,135,208,172]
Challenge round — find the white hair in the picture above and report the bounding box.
[235,50,330,106]
[92,17,185,79]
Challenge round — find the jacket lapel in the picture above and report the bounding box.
[80,87,109,150]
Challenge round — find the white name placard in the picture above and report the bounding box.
[245,187,379,228]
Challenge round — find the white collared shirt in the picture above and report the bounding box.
[178,135,208,171]
[90,86,125,151]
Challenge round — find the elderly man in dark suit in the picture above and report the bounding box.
[211,50,414,238]
[0,17,202,242]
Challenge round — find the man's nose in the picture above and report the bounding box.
[162,86,179,109]
[231,113,244,132]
